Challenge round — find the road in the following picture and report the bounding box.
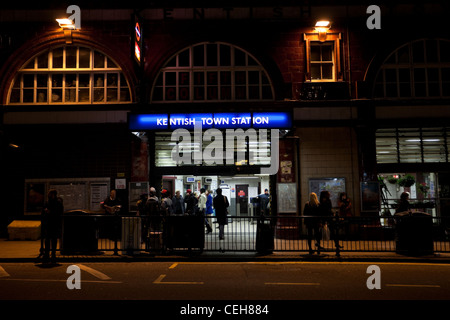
[1,261,449,317]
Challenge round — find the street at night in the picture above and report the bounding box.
[1,1,450,318]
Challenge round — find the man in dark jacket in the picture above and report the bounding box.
[42,189,64,263]
[213,188,229,240]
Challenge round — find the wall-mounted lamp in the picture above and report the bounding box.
[56,18,76,30]
[315,20,331,42]
[56,18,75,44]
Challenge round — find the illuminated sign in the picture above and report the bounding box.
[128,112,292,130]
[133,15,143,66]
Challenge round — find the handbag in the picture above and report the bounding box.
[322,222,330,241]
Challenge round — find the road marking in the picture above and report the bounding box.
[153,274,204,285]
[77,264,112,280]
[265,282,320,286]
[0,278,121,284]
[386,284,441,288]
[169,261,450,267]
[0,266,10,278]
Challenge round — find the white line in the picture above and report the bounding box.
[265,282,320,286]
[0,266,10,278]
[153,274,204,285]
[386,284,441,288]
[77,264,112,280]
[0,278,121,284]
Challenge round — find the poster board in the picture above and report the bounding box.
[25,178,110,214]
[308,178,346,208]
[360,181,380,212]
[277,183,297,213]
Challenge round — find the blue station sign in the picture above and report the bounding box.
[129,112,292,130]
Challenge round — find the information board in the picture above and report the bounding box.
[308,178,346,208]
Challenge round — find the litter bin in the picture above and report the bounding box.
[394,211,434,256]
[61,210,98,254]
[256,216,274,254]
[164,215,204,252]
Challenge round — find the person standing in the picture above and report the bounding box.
[303,192,321,255]
[319,190,340,256]
[198,188,212,233]
[161,189,173,215]
[172,190,185,215]
[213,188,229,240]
[205,190,213,234]
[184,189,197,215]
[257,189,270,216]
[41,189,64,263]
[338,192,352,239]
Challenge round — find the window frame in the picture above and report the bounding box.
[304,32,342,82]
[373,39,450,99]
[150,42,275,103]
[7,46,132,105]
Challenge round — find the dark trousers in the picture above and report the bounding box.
[306,224,321,252]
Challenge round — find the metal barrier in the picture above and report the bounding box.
[50,213,450,255]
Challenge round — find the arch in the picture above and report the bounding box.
[0,30,136,105]
[366,38,450,99]
[150,42,276,103]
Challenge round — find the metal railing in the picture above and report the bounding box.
[50,213,450,255]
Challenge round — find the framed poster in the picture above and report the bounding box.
[277,183,297,213]
[360,181,380,212]
[309,178,346,208]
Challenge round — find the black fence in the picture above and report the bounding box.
[52,213,450,256]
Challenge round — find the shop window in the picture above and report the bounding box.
[7,46,132,105]
[304,32,342,82]
[376,127,449,164]
[151,42,274,102]
[374,39,450,99]
[378,172,437,218]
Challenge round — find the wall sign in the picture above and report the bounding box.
[129,112,292,130]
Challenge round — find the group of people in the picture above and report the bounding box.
[303,191,352,257]
[136,187,230,240]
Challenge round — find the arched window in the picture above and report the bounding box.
[151,42,275,102]
[7,46,132,105]
[373,39,450,99]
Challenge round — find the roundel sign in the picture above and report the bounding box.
[135,22,141,42]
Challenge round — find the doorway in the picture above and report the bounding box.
[236,184,249,216]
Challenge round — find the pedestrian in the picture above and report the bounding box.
[161,189,173,215]
[257,189,270,216]
[338,192,352,217]
[172,190,185,215]
[213,188,229,240]
[198,188,212,233]
[395,191,410,214]
[101,189,122,214]
[146,187,162,231]
[136,193,148,216]
[205,190,213,234]
[184,189,197,215]
[303,192,321,255]
[319,190,341,256]
[338,192,352,240]
[41,189,64,263]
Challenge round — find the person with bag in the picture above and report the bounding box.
[303,192,321,255]
[213,188,229,240]
[41,189,64,263]
[319,190,341,257]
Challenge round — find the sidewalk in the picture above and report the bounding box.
[1,238,450,263]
